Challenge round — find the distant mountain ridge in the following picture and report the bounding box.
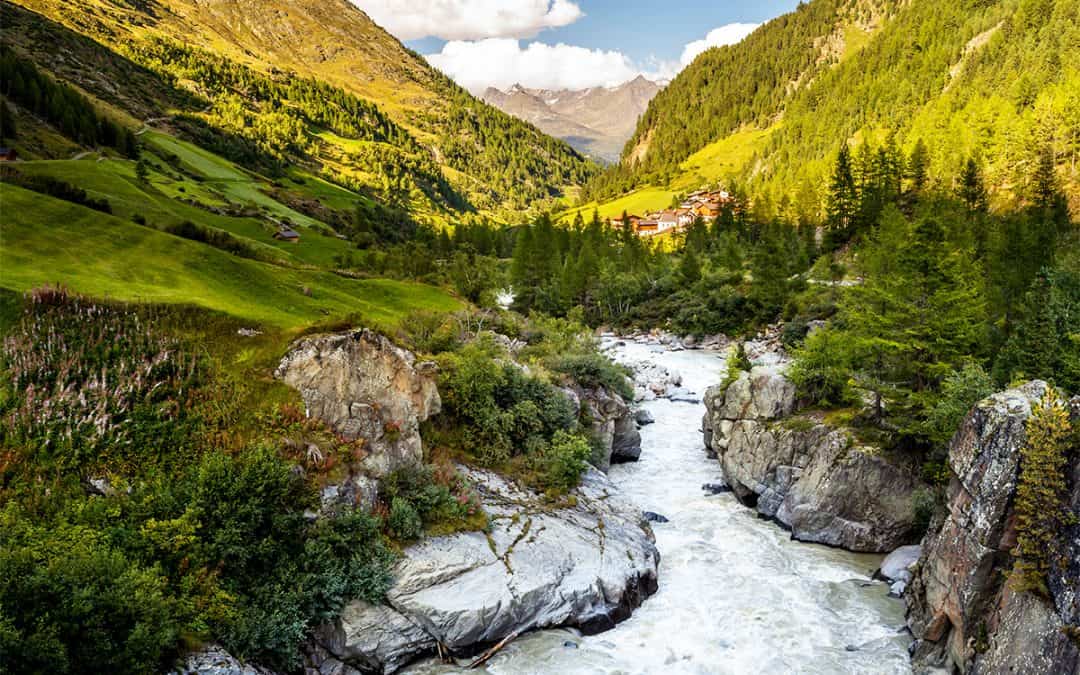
[483,76,662,163]
[4,0,595,216]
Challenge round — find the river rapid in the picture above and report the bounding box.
[409,341,912,675]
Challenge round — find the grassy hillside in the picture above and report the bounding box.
[0,184,462,328]
[584,0,1079,219]
[3,0,595,216]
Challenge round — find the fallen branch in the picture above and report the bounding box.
[467,629,521,669]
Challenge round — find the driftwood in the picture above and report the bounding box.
[436,640,457,665]
[467,629,521,669]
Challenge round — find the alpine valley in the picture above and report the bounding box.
[0,1,1077,675]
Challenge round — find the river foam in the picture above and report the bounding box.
[407,341,912,674]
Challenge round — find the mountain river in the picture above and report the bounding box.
[409,340,913,674]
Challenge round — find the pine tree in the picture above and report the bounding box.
[958,157,987,212]
[135,158,150,183]
[826,144,858,246]
[679,246,702,284]
[1011,387,1072,597]
[840,208,987,429]
[907,139,929,194]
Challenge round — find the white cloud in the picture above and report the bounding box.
[352,0,583,41]
[679,22,760,67]
[422,22,761,94]
[427,38,651,92]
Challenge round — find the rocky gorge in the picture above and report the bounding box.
[175,328,1078,675]
[273,328,656,674]
[906,383,1080,675]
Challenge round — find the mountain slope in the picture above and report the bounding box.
[586,0,1079,215]
[5,0,595,215]
[483,77,662,162]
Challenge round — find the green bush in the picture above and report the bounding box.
[0,505,189,675]
[550,352,633,400]
[532,431,592,494]
[435,342,576,465]
[387,498,423,541]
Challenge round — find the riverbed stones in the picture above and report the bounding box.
[275,329,440,477]
[310,467,659,674]
[702,368,921,552]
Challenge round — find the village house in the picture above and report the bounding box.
[273,226,301,243]
[635,220,659,236]
[656,210,679,232]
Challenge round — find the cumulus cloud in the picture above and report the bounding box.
[353,0,583,41]
[679,22,760,67]
[427,39,648,92]
[421,21,762,93]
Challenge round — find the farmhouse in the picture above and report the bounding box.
[273,226,301,242]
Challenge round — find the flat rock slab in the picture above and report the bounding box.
[314,467,659,674]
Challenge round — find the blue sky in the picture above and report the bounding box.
[411,0,801,65]
[351,0,802,91]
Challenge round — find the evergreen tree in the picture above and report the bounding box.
[957,157,987,213]
[135,158,150,183]
[679,246,702,284]
[835,208,987,431]
[825,145,858,246]
[907,139,929,195]
[993,268,1080,392]
[1011,388,1072,597]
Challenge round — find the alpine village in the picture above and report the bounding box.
[0,1,1078,674]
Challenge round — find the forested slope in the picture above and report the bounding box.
[4,0,595,215]
[588,0,1079,214]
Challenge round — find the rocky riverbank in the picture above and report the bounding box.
[701,365,923,552]
[272,328,657,674]
[307,467,659,674]
[906,382,1080,675]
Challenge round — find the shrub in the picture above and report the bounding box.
[911,488,938,537]
[165,221,259,260]
[387,498,423,541]
[0,168,112,213]
[0,505,189,675]
[549,352,633,400]
[532,430,592,494]
[435,342,576,466]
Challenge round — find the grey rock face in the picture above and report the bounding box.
[907,383,1080,675]
[171,644,273,675]
[702,368,920,552]
[275,329,440,477]
[311,467,659,674]
[567,384,641,469]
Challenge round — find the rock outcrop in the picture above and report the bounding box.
[171,645,273,675]
[907,382,1080,675]
[702,367,921,552]
[308,467,659,674]
[560,384,641,469]
[276,329,440,477]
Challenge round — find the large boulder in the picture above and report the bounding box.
[563,384,641,469]
[702,368,920,552]
[907,383,1080,675]
[276,329,440,477]
[309,467,659,674]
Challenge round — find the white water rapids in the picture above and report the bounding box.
[409,341,912,674]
